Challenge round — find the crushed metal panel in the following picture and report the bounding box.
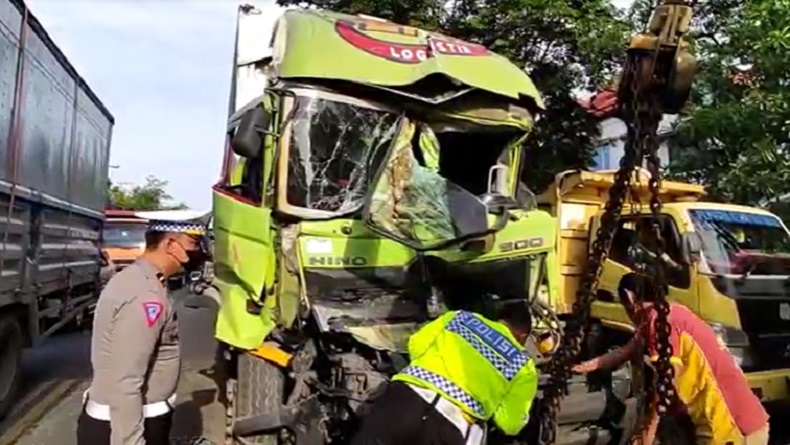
[275,9,543,109]
[346,323,417,353]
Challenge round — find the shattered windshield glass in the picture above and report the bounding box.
[286,96,400,214]
[689,209,790,276]
[366,123,490,250]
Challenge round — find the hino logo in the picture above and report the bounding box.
[307,256,368,267]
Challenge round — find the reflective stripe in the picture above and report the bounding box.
[401,366,485,418]
[406,383,485,445]
[82,392,177,421]
[446,311,528,379]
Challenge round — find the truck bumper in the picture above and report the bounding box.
[746,369,790,403]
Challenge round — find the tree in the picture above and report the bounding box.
[276,0,633,192]
[108,176,188,211]
[665,0,790,205]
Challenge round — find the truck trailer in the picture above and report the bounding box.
[0,0,114,419]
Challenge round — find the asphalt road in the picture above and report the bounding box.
[3,287,790,445]
[0,288,224,445]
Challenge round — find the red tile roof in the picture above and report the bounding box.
[578,88,619,118]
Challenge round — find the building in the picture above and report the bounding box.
[578,89,676,171]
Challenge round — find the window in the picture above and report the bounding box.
[609,215,690,289]
[285,95,399,214]
[689,209,790,276]
[103,224,147,248]
[222,155,264,205]
[592,142,614,171]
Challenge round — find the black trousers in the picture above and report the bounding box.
[76,409,172,445]
[351,381,467,445]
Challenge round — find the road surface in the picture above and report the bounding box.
[2,287,790,445]
[0,288,223,445]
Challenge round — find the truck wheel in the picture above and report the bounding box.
[0,316,23,420]
[234,353,284,445]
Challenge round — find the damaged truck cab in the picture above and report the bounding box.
[210,7,574,444]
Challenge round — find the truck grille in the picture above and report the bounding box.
[737,299,790,369]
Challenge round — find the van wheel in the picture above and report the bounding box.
[233,353,284,445]
[0,316,23,420]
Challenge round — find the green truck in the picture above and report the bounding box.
[196,5,651,445]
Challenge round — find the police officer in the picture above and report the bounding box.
[77,213,210,445]
[351,301,539,445]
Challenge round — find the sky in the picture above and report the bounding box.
[26,0,282,210]
[26,0,634,210]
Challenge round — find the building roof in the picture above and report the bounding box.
[577,88,619,118]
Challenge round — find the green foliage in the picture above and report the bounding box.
[108,176,188,211]
[277,0,633,192]
[667,0,790,205]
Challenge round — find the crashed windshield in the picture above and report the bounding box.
[689,209,790,276]
[103,224,147,248]
[285,94,399,215]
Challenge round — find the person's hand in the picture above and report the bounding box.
[571,359,598,374]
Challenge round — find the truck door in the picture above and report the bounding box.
[212,139,277,349]
[597,212,697,314]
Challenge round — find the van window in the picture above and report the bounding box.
[103,224,147,248]
[609,215,690,289]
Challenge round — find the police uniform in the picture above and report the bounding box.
[77,216,207,445]
[352,310,539,445]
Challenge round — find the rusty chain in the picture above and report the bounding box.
[538,57,640,445]
[537,0,696,436]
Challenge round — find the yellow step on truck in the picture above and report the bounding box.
[538,168,790,404]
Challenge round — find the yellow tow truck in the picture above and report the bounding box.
[538,168,790,403]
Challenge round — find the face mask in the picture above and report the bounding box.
[172,240,207,272]
[183,248,207,271]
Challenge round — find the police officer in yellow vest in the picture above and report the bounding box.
[352,301,539,445]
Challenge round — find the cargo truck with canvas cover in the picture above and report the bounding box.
[0,0,113,420]
[205,6,645,444]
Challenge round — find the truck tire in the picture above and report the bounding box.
[234,353,284,445]
[0,315,23,420]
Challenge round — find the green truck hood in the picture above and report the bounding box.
[274,9,544,110]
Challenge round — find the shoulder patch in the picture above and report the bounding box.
[142,301,164,327]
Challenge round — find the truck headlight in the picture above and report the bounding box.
[709,323,754,369]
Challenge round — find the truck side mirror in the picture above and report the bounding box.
[231,105,270,158]
[487,164,509,195]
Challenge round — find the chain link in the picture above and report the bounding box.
[538,42,679,443]
[538,59,642,445]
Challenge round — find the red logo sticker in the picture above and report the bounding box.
[335,19,487,64]
[142,301,163,327]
